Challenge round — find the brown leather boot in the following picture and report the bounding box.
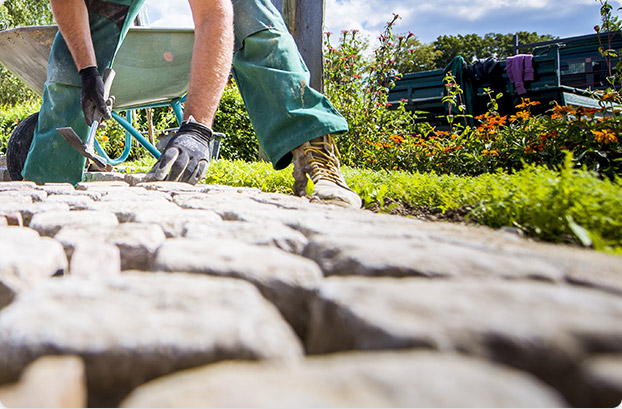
[291,135,362,208]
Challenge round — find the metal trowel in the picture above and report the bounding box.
[57,68,115,172]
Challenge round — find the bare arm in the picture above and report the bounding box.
[185,0,234,127]
[49,0,97,70]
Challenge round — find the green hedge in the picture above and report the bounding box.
[0,99,40,154]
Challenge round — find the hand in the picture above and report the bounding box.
[147,117,212,185]
[79,66,111,126]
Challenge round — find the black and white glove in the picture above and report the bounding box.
[79,66,112,126]
[147,116,212,184]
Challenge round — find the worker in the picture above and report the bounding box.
[22,0,361,208]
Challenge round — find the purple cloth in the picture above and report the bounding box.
[506,54,534,95]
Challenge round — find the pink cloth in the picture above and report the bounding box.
[506,54,534,95]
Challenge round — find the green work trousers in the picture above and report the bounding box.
[23,0,348,184]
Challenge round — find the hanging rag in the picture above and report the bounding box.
[443,56,475,125]
[505,54,534,95]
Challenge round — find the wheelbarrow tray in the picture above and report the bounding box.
[0,25,194,110]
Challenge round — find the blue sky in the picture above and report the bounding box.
[144,0,621,45]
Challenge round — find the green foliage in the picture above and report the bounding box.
[594,0,622,89]
[343,68,622,178]
[212,82,258,162]
[0,0,55,105]
[97,107,176,162]
[0,0,54,30]
[0,66,39,105]
[595,0,622,33]
[432,32,557,69]
[0,99,40,153]
[204,159,294,194]
[392,33,441,74]
[323,14,415,169]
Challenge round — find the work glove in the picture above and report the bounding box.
[146,116,212,185]
[79,66,112,126]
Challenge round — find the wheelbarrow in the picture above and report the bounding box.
[0,25,223,181]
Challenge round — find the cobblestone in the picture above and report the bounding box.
[0,172,620,407]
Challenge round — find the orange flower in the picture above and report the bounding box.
[592,129,619,144]
[515,98,540,109]
[599,90,621,103]
[551,105,576,118]
[389,134,404,144]
[510,110,531,122]
[489,115,508,127]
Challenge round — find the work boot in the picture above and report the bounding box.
[292,135,362,208]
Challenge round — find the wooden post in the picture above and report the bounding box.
[270,0,325,92]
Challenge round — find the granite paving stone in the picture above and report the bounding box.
[0,273,303,407]
[130,208,222,238]
[577,354,622,407]
[0,189,46,202]
[29,210,119,237]
[0,174,619,408]
[0,227,68,309]
[76,181,130,190]
[153,237,323,339]
[306,277,622,406]
[68,241,122,277]
[0,181,37,191]
[18,202,71,226]
[55,223,166,271]
[34,183,76,195]
[45,194,96,210]
[0,195,32,206]
[183,219,308,254]
[0,356,87,408]
[304,235,563,280]
[97,188,172,203]
[120,351,567,408]
[90,200,181,223]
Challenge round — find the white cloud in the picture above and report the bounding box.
[143,0,193,28]
[140,0,620,46]
[325,0,614,43]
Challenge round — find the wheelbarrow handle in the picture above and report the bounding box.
[86,68,116,147]
[102,68,116,102]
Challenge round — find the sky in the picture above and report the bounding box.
[144,0,621,45]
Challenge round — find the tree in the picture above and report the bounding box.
[432,32,557,69]
[0,0,53,30]
[393,33,442,73]
[0,0,54,105]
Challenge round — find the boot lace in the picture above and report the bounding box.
[303,135,345,186]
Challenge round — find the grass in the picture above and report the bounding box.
[125,156,622,254]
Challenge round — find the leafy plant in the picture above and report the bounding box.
[0,99,40,153]
[595,0,622,89]
[0,0,55,105]
[323,14,415,170]
[212,81,258,162]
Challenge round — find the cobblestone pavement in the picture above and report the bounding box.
[0,166,621,407]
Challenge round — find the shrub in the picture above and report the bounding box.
[212,82,258,162]
[323,15,415,170]
[0,99,40,153]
